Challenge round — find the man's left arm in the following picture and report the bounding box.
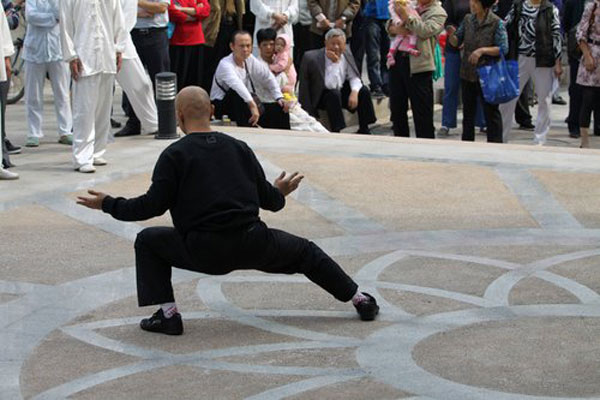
[341,0,360,21]
[138,0,169,15]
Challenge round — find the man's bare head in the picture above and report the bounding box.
[175,86,214,134]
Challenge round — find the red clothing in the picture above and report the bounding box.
[168,0,211,46]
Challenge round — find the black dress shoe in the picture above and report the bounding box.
[354,292,379,321]
[518,122,535,131]
[569,132,580,138]
[140,309,184,335]
[552,95,567,105]
[111,118,122,128]
[114,124,141,137]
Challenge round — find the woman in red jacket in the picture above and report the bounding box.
[168,0,211,91]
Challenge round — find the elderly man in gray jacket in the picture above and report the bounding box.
[299,29,376,134]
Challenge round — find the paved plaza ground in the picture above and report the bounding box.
[1,88,600,399]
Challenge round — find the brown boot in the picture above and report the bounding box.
[580,127,590,148]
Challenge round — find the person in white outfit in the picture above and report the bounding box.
[23,0,73,148]
[0,10,18,180]
[60,0,127,173]
[250,0,298,55]
[116,0,158,136]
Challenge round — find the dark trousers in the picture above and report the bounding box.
[568,58,600,134]
[580,86,600,129]
[317,82,376,133]
[203,21,236,92]
[364,17,390,91]
[308,32,325,50]
[515,79,533,126]
[214,89,290,129]
[461,79,502,143]
[122,28,170,128]
[169,44,204,92]
[134,223,358,306]
[293,23,312,73]
[350,8,366,74]
[389,55,434,138]
[1,80,11,167]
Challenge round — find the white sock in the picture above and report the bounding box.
[161,302,178,318]
[352,291,368,306]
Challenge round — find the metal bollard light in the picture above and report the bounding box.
[154,72,179,140]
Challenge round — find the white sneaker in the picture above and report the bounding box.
[93,157,107,166]
[0,167,19,180]
[77,164,96,173]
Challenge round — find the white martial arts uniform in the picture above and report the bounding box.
[23,0,72,140]
[116,0,158,134]
[60,0,127,169]
[0,11,15,163]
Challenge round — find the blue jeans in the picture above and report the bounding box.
[364,17,390,91]
[442,49,486,129]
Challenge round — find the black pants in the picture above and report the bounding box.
[214,90,290,129]
[308,32,325,50]
[580,86,600,129]
[389,55,434,138]
[170,44,204,92]
[461,80,502,143]
[122,27,170,128]
[293,23,312,72]
[568,58,600,134]
[317,82,376,133]
[515,79,533,126]
[134,222,358,306]
[0,80,11,167]
[203,21,236,92]
[350,8,366,74]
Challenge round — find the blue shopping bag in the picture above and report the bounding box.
[167,22,176,39]
[477,52,519,104]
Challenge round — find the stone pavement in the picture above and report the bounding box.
[1,89,600,399]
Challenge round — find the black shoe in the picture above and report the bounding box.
[371,88,386,100]
[357,127,372,135]
[354,292,379,321]
[111,118,122,128]
[140,309,184,335]
[5,139,21,155]
[569,132,580,138]
[114,124,141,137]
[552,95,567,105]
[518,122,535,131]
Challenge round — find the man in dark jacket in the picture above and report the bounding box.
[299,28,376,133]
[77,86,379,335]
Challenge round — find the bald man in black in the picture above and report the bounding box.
[77,87,379,335]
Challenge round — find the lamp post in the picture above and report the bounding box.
[154,72,179,140]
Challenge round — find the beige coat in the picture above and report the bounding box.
[388,0,447,74]
[307,0,361,38]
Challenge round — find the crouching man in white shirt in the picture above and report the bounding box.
[210,30,291,129]
[60,0,127,173]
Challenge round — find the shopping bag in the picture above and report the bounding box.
[167,22,176,39]
[477,52,519,104]
[433,42,444,81]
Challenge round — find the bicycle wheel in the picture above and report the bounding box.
[7,45,25,105]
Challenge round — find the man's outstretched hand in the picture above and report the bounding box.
[76,189,108,210]
[274,171,304,196]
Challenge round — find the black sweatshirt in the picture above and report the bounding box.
[102,132,285,234]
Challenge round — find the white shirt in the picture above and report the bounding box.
[121,0,139,59]
[135,0,170,29]
[60,0,127,77]
[251,0,299,47]
[23,0,63,63]
[0,11,14,82]
[297,0,313,25]
[210,54,283,103]
[324,55,362,92]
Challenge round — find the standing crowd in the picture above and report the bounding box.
[0,0,598,180]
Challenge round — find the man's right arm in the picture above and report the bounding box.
[248,147,285,212]
[102,153,178,221]
[138,0,169,15]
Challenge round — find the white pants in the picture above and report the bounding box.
[25,60,72,138]
[116,57,158,133]
[72,73,115,168]
[500,55,554,144]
